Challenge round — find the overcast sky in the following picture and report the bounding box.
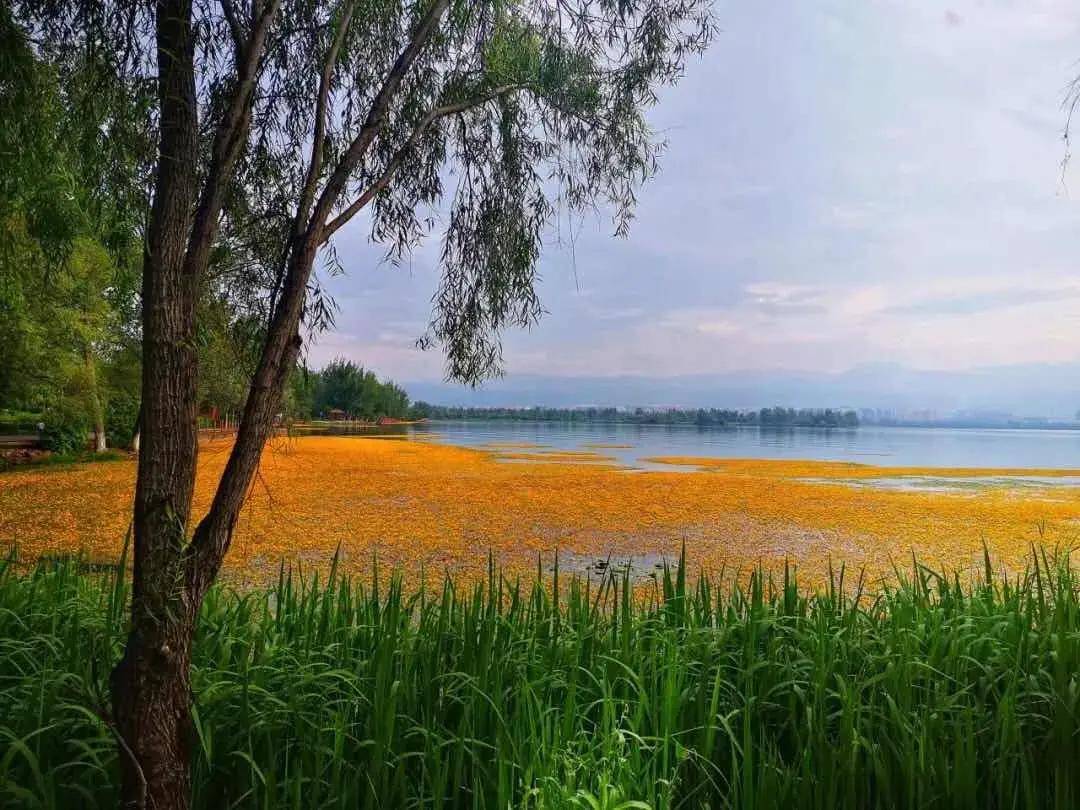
[310,0,1080,383]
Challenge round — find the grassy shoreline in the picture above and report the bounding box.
[2,548,1079,809]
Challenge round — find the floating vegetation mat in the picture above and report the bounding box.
[494,452,622,465]
[2,437,1079,589]
[478,441,548,449]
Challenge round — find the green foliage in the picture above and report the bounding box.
[196,305,265,418]
[0,410,41,433]
[0,218,126,437]
[2,549,1080,808]
[15,0,715,383]
[0,9,80,257]
[284,367,317,421]
[312,358,410,420]
[104,392,139,449]
[0,9,149,444]
[0,212,52,405]
[40,399,90,453]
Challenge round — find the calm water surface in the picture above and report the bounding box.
[317,421,1080,470]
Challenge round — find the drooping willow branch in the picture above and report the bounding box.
[320,83,527,244]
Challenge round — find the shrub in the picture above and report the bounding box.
[40,400,90,453]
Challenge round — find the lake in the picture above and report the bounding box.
[309,421,1080,470]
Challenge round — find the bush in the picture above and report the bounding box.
[40,400,90,453]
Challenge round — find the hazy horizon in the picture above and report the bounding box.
[309,1,1080,390]
[401,361,1080,419]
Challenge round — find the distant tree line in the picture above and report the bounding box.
[755,407,858,427]
[410,404,859,428]
[290,359,409,421]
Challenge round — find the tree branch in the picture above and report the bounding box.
[306,0,451,240]
[184,0,454,591]
[320,84,525,244]
[219,0,245,53]
[183,0,282,277]
[294,0,358,239]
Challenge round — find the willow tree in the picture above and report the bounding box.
[16,0,713,806]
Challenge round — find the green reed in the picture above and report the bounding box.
[1,545,1079,809]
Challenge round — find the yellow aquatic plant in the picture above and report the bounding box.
[644,456,1080,479]
[2,436,1078,589]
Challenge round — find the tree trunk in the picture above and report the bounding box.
[85,347,107,452]
[132,408,142,453]
[110,1,201,808]
[110,609,196,810]
[102,0,422,800]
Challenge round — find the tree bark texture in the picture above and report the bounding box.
[110,1,201,808]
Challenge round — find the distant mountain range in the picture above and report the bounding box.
[404,362,1080,420]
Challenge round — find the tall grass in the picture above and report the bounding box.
[1,547,1079,809]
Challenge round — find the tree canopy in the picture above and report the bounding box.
[16,0,714,380]
[308,358,410,419]
[0,7,150,449]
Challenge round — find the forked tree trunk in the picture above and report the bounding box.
[105,0,440,803]
[110,1,201,807]
[110,233,310,810]
[108,0,291,803]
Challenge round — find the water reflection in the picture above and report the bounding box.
[295,420,1080,470]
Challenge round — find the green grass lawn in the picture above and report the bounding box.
[1,548,1079,809]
